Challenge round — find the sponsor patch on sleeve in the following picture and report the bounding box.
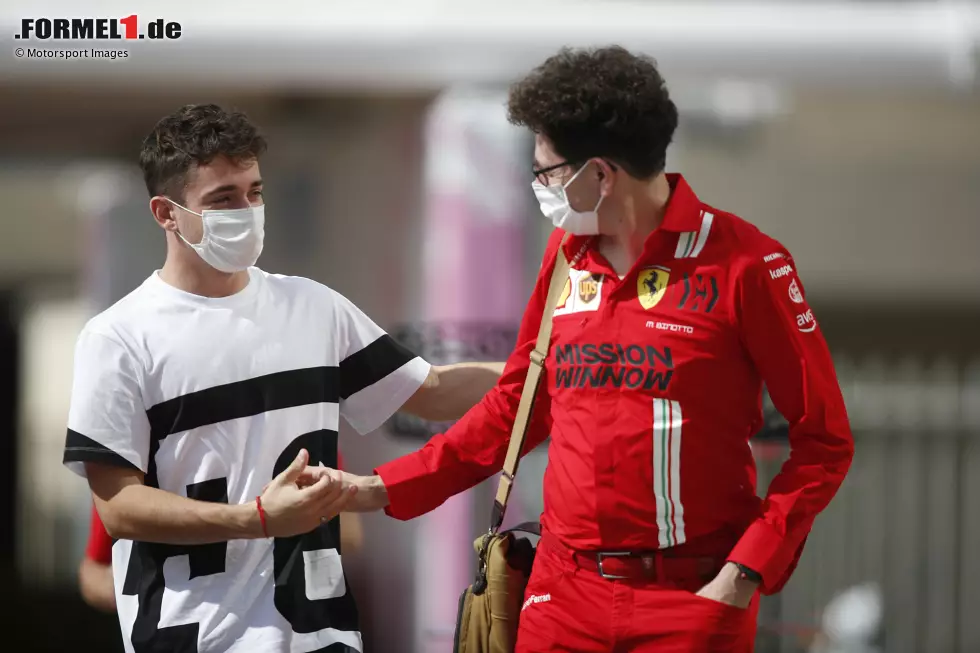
[765,257,816,333]
[788,278,804,304]
[768,263,794,280]
[795,308,817,332]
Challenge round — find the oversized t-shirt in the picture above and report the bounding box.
[63,267,429,653]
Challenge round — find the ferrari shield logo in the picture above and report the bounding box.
[638,266,670,310]
[578,274,600,303]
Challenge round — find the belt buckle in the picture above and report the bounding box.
[596,551,631,580]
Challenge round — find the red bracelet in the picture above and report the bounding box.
[255,496,269,538]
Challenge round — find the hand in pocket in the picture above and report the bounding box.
[695,562,757,610]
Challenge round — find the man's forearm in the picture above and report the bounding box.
[97,483,263,545]
[403,362,506,422]
[345,474,390,513]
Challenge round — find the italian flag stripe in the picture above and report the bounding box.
[653,398,685,549]
[670,401,685,545]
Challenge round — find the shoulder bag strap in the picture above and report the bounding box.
[489,234,571,533]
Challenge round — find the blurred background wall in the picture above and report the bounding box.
[1,1,979,652]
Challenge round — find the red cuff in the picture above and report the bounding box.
[727,519,807,595]
[374,455,438,521]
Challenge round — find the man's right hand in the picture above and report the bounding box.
[259,449,358,537]
[295,466,390,513]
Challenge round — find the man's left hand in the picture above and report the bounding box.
[261,464,340,494]
[695,562,758,609]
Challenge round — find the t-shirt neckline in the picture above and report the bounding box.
[147,267,260,308]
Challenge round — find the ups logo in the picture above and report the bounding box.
[578,274,601,303]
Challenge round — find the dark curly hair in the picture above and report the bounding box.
[507,46,678,180]
[139,104,267,200]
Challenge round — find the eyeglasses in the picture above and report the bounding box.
[532,159,618,186]
[532,160,579,186]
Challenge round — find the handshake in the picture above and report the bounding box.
[256,449,387,538]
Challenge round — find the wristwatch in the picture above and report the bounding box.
[734,563,763,583]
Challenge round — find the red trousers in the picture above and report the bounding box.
[516,532,759,652]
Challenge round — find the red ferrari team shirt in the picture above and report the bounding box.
[376,174,853,593]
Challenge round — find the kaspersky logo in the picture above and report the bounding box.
[15,16,182,41]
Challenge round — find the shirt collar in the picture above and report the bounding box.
[560,173,704,262]
[658,174,704,233]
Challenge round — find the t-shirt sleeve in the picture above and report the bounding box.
[63,328,151,478]
[332,291,430,435]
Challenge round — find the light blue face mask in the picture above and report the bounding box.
[166,199,266,273]
[530,162,604,235]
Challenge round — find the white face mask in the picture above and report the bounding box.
[166,199,265,273]
[531,162,604,235]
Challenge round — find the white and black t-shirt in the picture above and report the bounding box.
[63,267,430,653]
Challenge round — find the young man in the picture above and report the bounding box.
[62,104,503,653]
[340,47,855,652]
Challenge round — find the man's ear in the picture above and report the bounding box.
[149,197,177,231]
[595,159,617,196]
